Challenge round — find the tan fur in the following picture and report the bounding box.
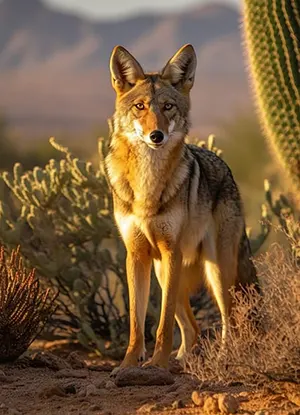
[105,44,258,369]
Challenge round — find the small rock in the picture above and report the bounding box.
[191,390,205,407]
[203,396,219,414]
[55,369,88,378]
[66,352,87,369]
[171,400,184,409]
[254,411,268,415]
[39,385,66,398]
[114,366,174,387]
[105,380,117,389]
[30,351,70,371]
[218,393,239,414]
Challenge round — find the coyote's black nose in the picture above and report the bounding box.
[149,130,164,144]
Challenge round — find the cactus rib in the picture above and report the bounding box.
[243,0,300,192]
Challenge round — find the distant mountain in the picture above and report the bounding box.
[0,0,253,137]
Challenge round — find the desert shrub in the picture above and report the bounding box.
[185,239,300,386]
[0,137,130,356]
[0,245,57,362]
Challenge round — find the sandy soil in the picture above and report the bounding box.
[0,341,299,415]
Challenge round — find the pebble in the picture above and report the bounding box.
[105,380,117,389]
[203,396,219,414]
[218,393,239,414]
[66,352,87,369]
[38,385,66,398]
[191,390,205,407]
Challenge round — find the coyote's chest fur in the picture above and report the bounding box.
[106,138,187,215]
[108,142,211,265]
[116,210,209,265]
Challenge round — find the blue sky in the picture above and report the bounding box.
[43,0,241,20]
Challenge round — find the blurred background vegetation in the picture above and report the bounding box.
[0,110,282,245]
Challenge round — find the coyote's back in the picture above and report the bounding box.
[105,43,259,369]
[186,145,258,289]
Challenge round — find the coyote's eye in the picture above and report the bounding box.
[164,103,173,111]
[135,103,144,110]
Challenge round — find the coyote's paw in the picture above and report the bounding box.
[142,352,169,369]
[110,366,121,378]
[111,347,146,377]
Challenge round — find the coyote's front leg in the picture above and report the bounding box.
[120,248,152,368]
[145,245,182,368]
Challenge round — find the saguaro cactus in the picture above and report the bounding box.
[243,0,300,194]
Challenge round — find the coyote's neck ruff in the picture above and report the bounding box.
[105,44,258,370]
[106,118,190,217]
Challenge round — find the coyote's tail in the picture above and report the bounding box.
[233,227,263,329]
[236,227,260,293]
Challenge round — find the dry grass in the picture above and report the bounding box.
[185,242,300,386]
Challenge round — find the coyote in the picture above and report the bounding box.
[105,44,258,369]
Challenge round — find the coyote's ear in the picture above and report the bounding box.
[161,44,197,93]
[110,46,145,94]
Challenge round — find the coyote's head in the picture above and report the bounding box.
[109,44,197,150]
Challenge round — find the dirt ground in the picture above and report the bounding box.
[0,340,300,415]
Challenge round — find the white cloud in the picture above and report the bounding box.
[42,0,240,20]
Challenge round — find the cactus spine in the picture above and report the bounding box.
[243,0,300,193]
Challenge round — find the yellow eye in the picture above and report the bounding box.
[135,103,144,110]
[164,103,173,110]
